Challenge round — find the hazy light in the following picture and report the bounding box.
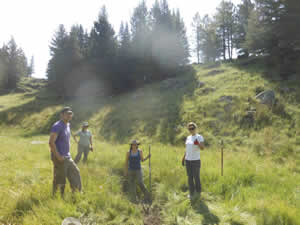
[0,0,241,78]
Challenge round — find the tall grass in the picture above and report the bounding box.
[0,62,299,224]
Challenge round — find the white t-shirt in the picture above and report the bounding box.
[185,134,204,160]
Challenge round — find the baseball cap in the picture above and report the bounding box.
[82,122,89,127]
[130,140,140,145]
[61,107,73,114]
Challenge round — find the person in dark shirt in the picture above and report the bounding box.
[49,107,82,197]
[124,140,151,203]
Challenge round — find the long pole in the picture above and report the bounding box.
[221,140,224,176]
[149,145,151,196]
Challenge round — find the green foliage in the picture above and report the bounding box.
[0,37,30,90]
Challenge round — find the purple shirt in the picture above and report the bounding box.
[51,120,71,158]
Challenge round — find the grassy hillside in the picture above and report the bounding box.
[0,60,299,225]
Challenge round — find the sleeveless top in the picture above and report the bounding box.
[128,149,141,170]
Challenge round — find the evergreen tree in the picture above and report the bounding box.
[47,24,83,95]
[0,45,9,88]
[70,24,89,57]
[215,0,237,60]
[131,0,150,61]
[150,1,189,69]
[89,6,116,63]
[192,12,202,64]
[235,0,255,56]
[6,37,28,89]
[28,56,34,77]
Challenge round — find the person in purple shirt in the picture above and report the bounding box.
[49,107,82,197]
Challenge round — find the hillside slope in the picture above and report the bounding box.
[0,60,299,225]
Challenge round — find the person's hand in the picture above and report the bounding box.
[182,158,185,167]
[90,146,93,152]
[148,153,151,159]
[56,154,64,162]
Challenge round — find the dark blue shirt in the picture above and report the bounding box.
[129,149,141,170]
[51,120,71,158]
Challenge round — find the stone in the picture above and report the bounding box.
[219,95,233,103]
[161,78,189,90]
[198,81,205,88]
[202,87,216,95]
[279,86,296,94]
[205,69,225,76]
[224,104,232,112]
[255,90,276,106]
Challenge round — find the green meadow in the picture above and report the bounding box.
[0,61,299,225]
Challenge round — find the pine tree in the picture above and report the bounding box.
[47,24,83,96]
[192,12,202,64]
[89,6,116,63]
[215,0,237,60]
[6,37,28,89]
[131,0,150,60]
[0,44,9,88]
[194,14,221,63]
[235,0,254,56]
[28,56,34,77]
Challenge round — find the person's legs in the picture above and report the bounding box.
[74,145,83,164]
[128,170,137,202]
[192,160,201,194]
[137,169,150,200]
[83,146,90,163]
[65,158,82,192]
[51,154,66,197]
[185,160,195,195]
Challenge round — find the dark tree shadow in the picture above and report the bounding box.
[191,199,220,225]
[98,66,198,145]
[0,87,107,137]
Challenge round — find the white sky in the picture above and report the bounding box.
[0,0,241,78]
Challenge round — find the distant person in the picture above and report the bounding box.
[49,107,82,197]
[182,122,205,199]
[73,122,93,164]
[124,140,151,203]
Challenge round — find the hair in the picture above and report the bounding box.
[187,122,197,129]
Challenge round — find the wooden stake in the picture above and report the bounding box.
[221,140,224,176]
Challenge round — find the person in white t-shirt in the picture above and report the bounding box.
[182,122,205,199]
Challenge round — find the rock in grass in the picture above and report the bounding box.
[205,69,225,76]
[219,95,233,103]
[198,81,205,88]
[255,90,276,106]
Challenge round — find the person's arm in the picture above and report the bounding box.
[89,134,93,151]
[182,152,186,166]
[140,150,150,162]
[196,136,205,150]
[198,142,205,150]
[72,131,79,143]
[49,132,64,162]
[124,152,130,176]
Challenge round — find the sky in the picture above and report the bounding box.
[0,0,241,78]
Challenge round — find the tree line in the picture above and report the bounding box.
[0,37,34,90]
[191,0,300,78]
[47,0,189,96]
[1,0,299,94]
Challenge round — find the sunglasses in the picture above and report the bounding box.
[188,127,195,131]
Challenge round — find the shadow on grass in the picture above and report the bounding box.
[0,87,107,137]
[98,66,198,145]
[191,199,220,225]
